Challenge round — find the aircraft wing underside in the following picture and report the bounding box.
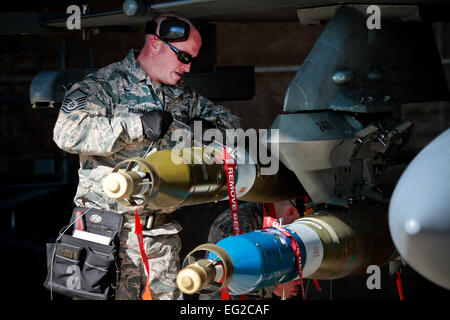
[41,0,449,29]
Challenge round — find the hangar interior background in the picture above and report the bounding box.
[0,1,449,300]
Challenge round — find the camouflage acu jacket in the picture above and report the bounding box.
[53,49,240,219]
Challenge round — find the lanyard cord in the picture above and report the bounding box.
[134,209,153,300]
[223,146,242,236]
[396,269,404,300]
[221,146,245,300]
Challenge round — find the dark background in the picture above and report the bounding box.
[1,1,449,301]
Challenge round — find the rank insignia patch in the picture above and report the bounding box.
[61,89,88,114]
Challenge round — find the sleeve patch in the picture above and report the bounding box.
[61,89,88,114]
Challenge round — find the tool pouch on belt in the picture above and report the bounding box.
[43,207,123,300]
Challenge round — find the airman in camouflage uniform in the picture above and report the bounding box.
[53,13,240,300]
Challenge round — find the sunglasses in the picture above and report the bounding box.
[146,17,190,42]
[156,34,194,65]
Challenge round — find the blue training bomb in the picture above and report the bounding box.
[177,204,397,295]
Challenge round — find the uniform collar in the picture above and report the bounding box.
[123,49,153,84]
[123,49,185,99]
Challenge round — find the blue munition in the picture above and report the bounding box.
[209,227,306,294]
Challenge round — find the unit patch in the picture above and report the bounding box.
[61,89,88,114]
[89,214,103,224]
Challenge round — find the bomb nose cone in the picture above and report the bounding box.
[108,180,120,193]
[181,276,194,290]
[176,266,204,295]
[102,172,132,199]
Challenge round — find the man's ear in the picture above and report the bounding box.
[288,207,295,217]
[148,35,162,53]
[289,206,300,218]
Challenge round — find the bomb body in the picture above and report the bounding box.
[177,203,397,295]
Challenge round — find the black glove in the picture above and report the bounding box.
[140,109,173,141]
